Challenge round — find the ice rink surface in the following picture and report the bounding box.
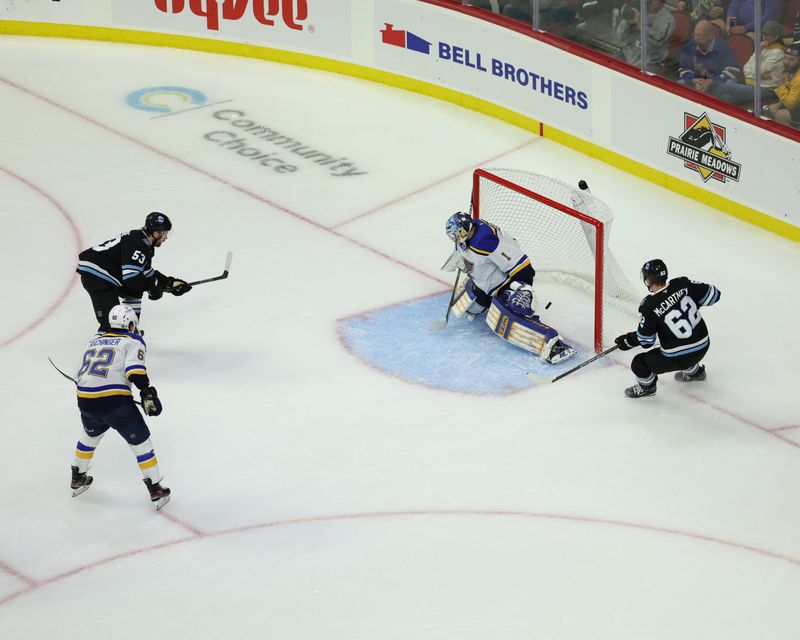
[1,35,799,639]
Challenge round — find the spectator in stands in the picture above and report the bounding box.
[616,0,676,70]
[689,0,726,32]
[717,20,785,104]
[725,0,781,36]
[678,20,740,95]
[676,0,691,13]
[763,41,800,126]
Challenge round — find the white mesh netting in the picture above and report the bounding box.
[473,168,641,350]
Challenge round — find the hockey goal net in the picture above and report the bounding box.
[472,168,640,352]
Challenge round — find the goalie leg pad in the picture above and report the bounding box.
[486,298,576,364]
[452,279,488,320]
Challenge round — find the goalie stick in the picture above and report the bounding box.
[428,268,462,331]
[48,357,144,407]
[166,251,233,291]
[526,345,619,384]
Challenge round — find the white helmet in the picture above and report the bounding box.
[108,304,139,332]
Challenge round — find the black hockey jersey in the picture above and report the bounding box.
[77,229,164,297]
[630,276,721,357]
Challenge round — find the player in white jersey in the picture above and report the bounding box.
[70,304,170,509]
[442,212,576,364]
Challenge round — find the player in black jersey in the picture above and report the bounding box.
[614,259,721,398]
[76,212,192,331]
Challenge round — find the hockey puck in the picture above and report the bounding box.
[578,180,589,190]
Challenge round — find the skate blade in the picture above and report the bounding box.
[71,482,92,498]
[153,495,170,510]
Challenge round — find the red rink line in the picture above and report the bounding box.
[683,390,800,450]
[0,166,82,348]
[0,560,37,588]
[1,508,799,607]
[331,138,538,230]
[0,75,449,289]
[769,424,799,433]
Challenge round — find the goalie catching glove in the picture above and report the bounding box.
[140,386,163,416]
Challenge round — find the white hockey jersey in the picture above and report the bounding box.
[75,331,148,400]
[455,220,531,295]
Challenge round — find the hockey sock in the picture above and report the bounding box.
[73,433,106,473]
[682,363,700,375]
[635,372,657,388]
[130,439,162,484]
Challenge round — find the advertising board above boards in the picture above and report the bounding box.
[374,0,593,138]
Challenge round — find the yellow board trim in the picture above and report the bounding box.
[1,20,796,242]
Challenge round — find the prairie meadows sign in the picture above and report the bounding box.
[667,112,742,183]
[153,0,309,31]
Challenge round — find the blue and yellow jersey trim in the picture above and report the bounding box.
[100,331,146,346]
[76,384,132,399]
[468,221,500,255]
[488,258,532,296]
[125,365,147,379]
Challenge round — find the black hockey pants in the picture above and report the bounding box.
[631,344,709,387]
[80,274,120,332]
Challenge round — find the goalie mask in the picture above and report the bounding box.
[445,212,473,251]
[108,304,139,333]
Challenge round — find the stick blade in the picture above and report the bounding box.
[428,319,448,331]
[526,371,552,384]
[223,251,233,275]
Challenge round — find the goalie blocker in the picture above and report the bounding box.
[450,278,576,364]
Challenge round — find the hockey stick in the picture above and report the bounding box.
[428,268,462,331]
[526,345,619,384]
[167,251,233,291]
[48,357,144,407]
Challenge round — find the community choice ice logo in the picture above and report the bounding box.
[667,112,741,183]
[380,23,432,54]
[125,87,207,114]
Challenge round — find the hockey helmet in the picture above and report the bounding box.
[445,212,473,251]
[144,212,172,234]
[108,304,139,333]
[641,259,668,285]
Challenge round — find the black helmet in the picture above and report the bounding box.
[641,259,668,285]
[144,212,172,234]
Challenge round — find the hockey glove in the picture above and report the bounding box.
[166,277,192,296]
[141,386,163,417]
[615,333,638,351]
[147,276,165,301]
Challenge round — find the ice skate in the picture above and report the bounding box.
[144,478,171,510]
[624,383,657,398]
[71,465,93,497]
[674,365,706,382]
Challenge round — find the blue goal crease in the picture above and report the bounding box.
[338,293,600,395]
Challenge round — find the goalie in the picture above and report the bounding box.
[442,212,576,364]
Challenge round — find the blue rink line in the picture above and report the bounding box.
[339,293,597,395]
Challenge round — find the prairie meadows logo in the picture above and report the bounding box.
[154,0,309,32]
[380,23,432,54]
[125,87,207,113]
[667,112,741,183]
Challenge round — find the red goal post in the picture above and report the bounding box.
[471,168,640,353]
